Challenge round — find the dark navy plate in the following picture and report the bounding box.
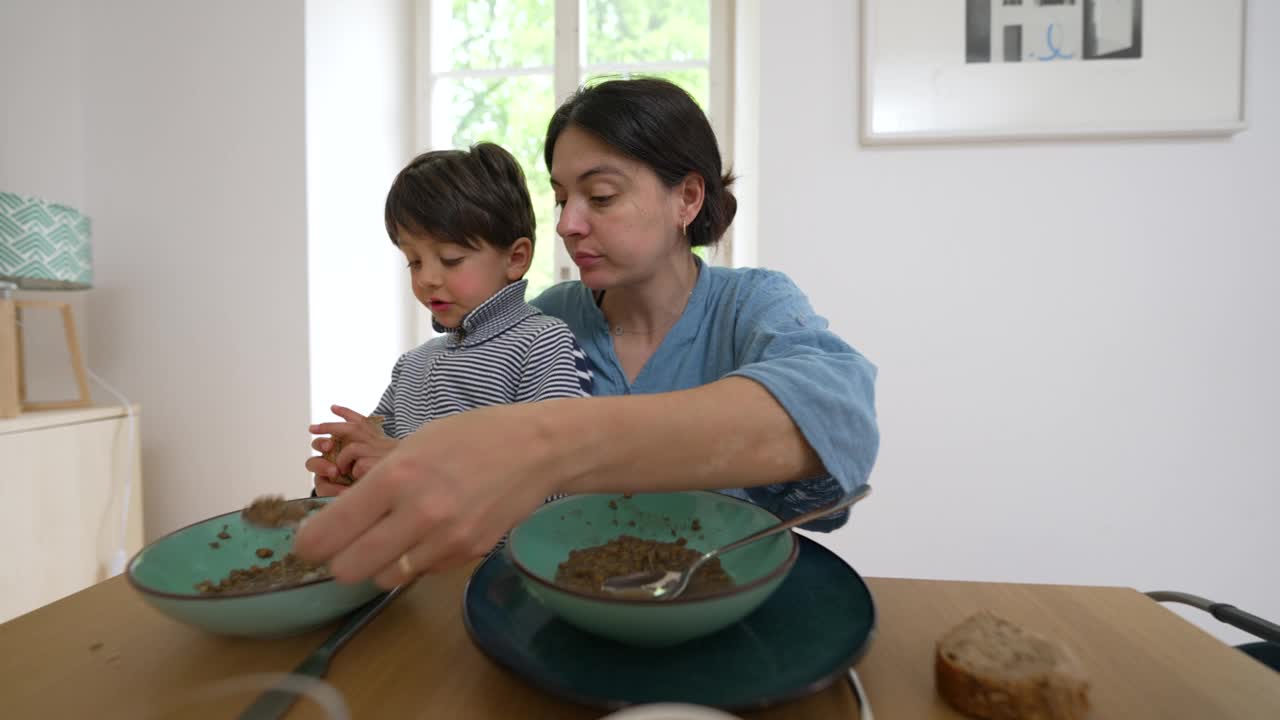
[462,535,876,711]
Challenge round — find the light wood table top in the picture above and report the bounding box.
[2,564,1277,719]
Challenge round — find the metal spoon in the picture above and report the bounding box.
[602,484,873,600]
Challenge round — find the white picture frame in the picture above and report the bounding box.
[860,0,1248,144]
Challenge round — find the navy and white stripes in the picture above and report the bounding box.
[372,280,592,439]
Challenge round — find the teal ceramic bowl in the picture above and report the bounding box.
[126,497,381,638]
[507,491,798,648]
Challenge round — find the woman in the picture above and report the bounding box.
[298,78,878,590]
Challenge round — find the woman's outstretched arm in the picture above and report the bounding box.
[294,377,833,588]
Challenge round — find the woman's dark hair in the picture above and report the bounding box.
[544,77,736,248]
[384,142,535,250]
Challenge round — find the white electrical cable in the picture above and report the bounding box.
[84,367,135,577]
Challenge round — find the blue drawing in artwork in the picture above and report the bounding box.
[1034,23,1074,61]
[965,0,1143,64]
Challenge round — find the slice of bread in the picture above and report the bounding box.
[936,611,1090,720]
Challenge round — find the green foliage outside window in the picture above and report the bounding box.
[439,0,711,296]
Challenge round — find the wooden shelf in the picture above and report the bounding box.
[0,404,139,436]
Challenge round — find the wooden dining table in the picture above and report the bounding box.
[2,558,1278,719]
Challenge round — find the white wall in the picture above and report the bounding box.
[79,0,313,538]
[0,1,86,206]
[0,0,92,404]
[762,2,1279,644]
[4,0,418,543]
[305,0,416,426]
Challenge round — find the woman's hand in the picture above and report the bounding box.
[306,405,398,495]
[294,401,566,589]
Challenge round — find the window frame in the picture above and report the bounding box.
[412,0,735,341]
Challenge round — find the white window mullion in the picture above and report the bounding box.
[710,0,735,266]
[552,0,582,284]
[434,65,556,80]
[413,0,436,343]
[414,0,432,153]
[582,60,711,75]
[730,0,755,269]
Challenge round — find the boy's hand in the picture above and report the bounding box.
[306,436,351,497]
[308,405,398,491]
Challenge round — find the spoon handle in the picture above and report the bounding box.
[701,484,873,565]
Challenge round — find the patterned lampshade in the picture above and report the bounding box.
[0,192,93,290]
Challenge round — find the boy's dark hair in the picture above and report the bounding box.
[544,77,736,248]
[384,142,535,250]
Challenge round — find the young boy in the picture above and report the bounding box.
[308,143,592,493]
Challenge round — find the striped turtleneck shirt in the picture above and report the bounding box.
[371,279,592,439]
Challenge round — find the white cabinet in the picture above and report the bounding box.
[0,405,144,623]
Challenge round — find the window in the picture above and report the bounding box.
[417,0,733,319]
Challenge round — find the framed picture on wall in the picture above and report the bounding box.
[860,0,1247,144]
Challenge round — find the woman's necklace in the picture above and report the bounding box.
[600,274,696,337]
[609,287,694,337]
[599,257,699,337]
